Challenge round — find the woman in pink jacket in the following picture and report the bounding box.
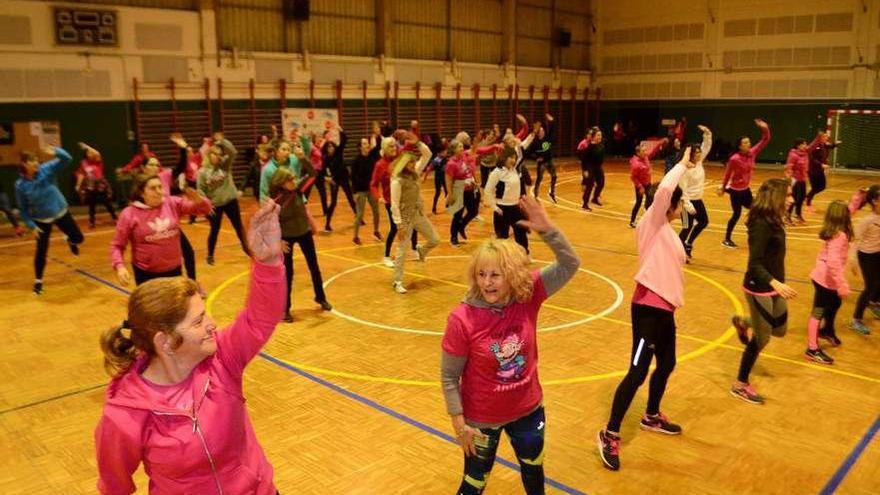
[805,193,862,363]
[111,174,213,286]
[784,138,809,224]
[628,138,667,228]
[96,200,285,495]
[719,119,771,248]
[598,147,696,472]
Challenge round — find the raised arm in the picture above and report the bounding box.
[390,178,403,224]
[42,146,72,180]
[414,141,433,175]
[750,119,771,156]
[646,138,667,160]
[643,151,692,228]
[216,201,286,376]
[698,125,712,159]
[516,195,581,297]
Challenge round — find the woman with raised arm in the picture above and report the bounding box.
[678,125,713,259]
[719,119,771,248]
[441,195,580,494]
[96,200,285,494]
[198,132,251,265]
[75,142,117,228]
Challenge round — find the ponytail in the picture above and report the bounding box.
[100,322,139,377]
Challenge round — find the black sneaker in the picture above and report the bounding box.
[684,243,693,260]
[206,256,215,266]
[591,198,603,207]
[597,429,621,471]
[324,224,333,233]
[722,239,737,249]
[68,241,79,256]
[640,412,682,435]
[33,281,43,295]
[549,192,558,204]
[581,204,592,211]
[732,315,751,345]
[819,330,842,347]
[805,348,834,365]
[459,229,468,241]
[316,299,333,311]
[628,221,636,228]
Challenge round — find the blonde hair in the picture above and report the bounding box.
[100,277,199,377]
[380,137,397,157]
[466,239,533,303]
[269,166,296,197]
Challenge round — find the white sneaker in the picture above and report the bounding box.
[393,281,408,294]
[382,257,394,267]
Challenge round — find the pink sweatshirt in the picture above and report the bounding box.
[111,196,212,273]
[95,261,285,495]
[634,162,689,309]
[722,126,770,191]
[810,193,862,295]
[785,149,808,182]
[629,141,664,188]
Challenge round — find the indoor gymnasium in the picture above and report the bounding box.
[0,0,878,494]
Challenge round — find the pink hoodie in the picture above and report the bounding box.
[95,261,285,495]
[111,196,212,273]
[809,192,863,295]
[629,140,664,188]
[722,126,770,191]
[634,162,689,309]
[784,149,808,182]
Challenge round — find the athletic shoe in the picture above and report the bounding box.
[282,312,294,323]
[597,429,621,471]
[451,239,461,248]
[68,241,79,256]
[33,281,42,295]
[795,216,806,225]
[819,330,842,347]
[353,236,362,245]
[805,348,834,365]
[850,319,871,335]
[323,225,333,233]
[640,412,682,435]
[89,222,96,230]
[732,315,751,345]
[549,192,558,204]
[393,281,408,294]
[382,256,394,268]
[582,204,592,211]
[206,256,215,266]
[730,384,764,405]
[870,305,880,319]
[591,198,603,207]
[360,219,366,226]
[459,229,468,241]
[684,243,693,260]
[14,225,25,237]
[628,221,635,228]
[722,239,737,249]
[316,299,333,311]
[416,245,427,262]
[783,216,793,226]
[372,231,383,242]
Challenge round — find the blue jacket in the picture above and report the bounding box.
[15,147,72,229]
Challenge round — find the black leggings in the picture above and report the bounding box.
[451,189,479,242]
[533,157,557,197]
[282,232,327,313]
[33,211,84,280]
[854,251,880,319]
[84,190,116,226]
[581,164,605,205]
[607,304,677,433]
[725,188,753,241]
[788,180,806,218]
[180,232,196,280]
[133,265,182,285]
[325,177,357,227]
[458,406,545,495]
[493,204,529,253]
[432,171,447,212]
[207,200,249,258]
[806,170,826,206]
[679,199,709,246]
[630,186,647,224]
[812,281,842,335]
[384,204,417,257]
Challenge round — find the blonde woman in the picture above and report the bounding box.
[441,195,580,494]
[390,134,437,293]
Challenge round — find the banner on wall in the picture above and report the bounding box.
[0,121,62,165]
[281,108,339,142]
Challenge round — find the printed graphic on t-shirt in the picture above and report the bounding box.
[490,334,527,383]
[146,216,177,242]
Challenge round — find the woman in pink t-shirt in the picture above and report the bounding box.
[441,196,580,494]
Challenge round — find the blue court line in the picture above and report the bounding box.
[63,263,587,494]
[259,353,587,495]
[819,415,880,495]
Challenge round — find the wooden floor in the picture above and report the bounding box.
[1,159,878,494]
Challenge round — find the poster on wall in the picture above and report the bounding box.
[0,121,62,165]
[281,108,340,142]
